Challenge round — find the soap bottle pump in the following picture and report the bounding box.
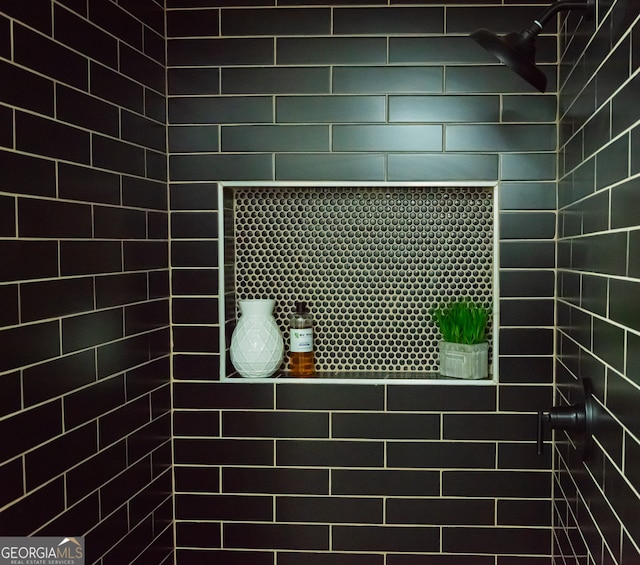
[289,302,315,377]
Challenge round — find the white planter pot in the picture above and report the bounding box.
[438,341,489,380]
[230,299,284,378]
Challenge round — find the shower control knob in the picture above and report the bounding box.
[536,378,596,460]
[536,405,585,455]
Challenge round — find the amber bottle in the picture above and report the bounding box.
[289,302,315,377]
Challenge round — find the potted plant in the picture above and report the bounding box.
[430,298,491,379]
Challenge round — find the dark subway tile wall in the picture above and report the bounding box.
[173,382,553,562]
[555,1,640,564]
[0,1,172,564]
[168,1,559,561]
[167,4,559,182]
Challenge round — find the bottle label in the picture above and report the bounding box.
[290,328,313,352]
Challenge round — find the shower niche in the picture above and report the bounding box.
[219,182,498,383]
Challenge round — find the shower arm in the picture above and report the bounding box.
[517,0,594,44]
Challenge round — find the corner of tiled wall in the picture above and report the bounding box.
[0,1,172,563]
[555,1,640,563]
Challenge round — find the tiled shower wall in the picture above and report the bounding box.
[0,1,172,564]
[168,1,562,563]
[554,1,640,564]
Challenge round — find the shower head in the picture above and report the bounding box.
[470,0,595,93]
[471,25,547,92]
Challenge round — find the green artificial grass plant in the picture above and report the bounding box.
[430,299,491,345]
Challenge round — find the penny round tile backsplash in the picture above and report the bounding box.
[232,185,494,373]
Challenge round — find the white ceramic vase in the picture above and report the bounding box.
[230,299,284,378]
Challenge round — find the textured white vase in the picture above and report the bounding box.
[230,299,284,378]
